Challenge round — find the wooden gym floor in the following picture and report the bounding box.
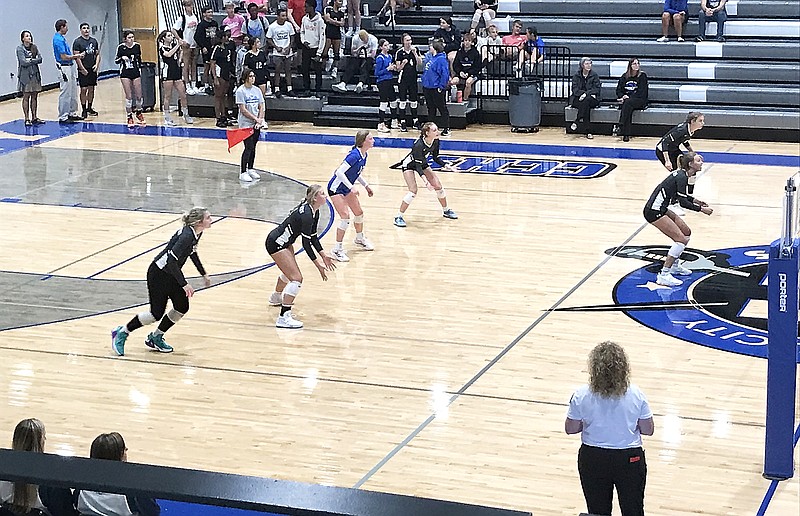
[0,79,798,515]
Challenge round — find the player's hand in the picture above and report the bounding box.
[322,254,336,270]
[664,161,673,171]
[202,275,212,287]
[93,64,98,72]
[701,206,713,215]
[366,185,374,197]
[183,284,195,297]
[80,68,88,75]
[316,262,329,281]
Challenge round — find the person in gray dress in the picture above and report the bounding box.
[16,31,44,126]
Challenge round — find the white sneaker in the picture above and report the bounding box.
[669,204,686,216]
[264,84,273,96]
[354,235,374,251]
[184,114,194,124]
[186,85,197,95]
[332,81,347,93]
[656,270,683,287]
[377,123,390,133]
[276,311,303,328]
[268,292,283,306]
[329,66,337,78]
[239,171,254,182]
[164,117,177,127]
[671,261,692,276]
[247,168,261,180]
[331,247,350,262]
[677,37,685,42]
[355,82,364,93]
[657,36,669,42]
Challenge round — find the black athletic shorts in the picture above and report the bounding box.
[78,69,98,87]
[643,207,667,223]
[120,68,141,80]
[397,79,418,102]
[377,80,396,102]
[655,147,682,170]
[265,234,288,255]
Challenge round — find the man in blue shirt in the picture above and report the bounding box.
[52,19,85,122]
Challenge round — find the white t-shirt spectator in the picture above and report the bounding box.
[173,12,199,47]
[566,383,653,449]
[236,84,265,128]
[266,21,296,58]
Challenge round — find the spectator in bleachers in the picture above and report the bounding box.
[658,0,688,42]
[236,35,251,85]
[614,57,648,142]
[516,26,544,76]
[322,0,346,78]
[432,17,462,70]
[76,433,160,516]
[422,40,451,136]
[696,0,727,42]
[243,35,272,96]
[377,0,413,27]
[345,0,361,37]
[451,33,481,101]
[210,30,236,127]
[300,0,325,97]
[470,0,497,30]
[477,25,502,64]
[500,20,525,60]
[16,30,43,127]
[375,39,398,132]
[267,8,297,98]
[242,3,269,50]
[222,2,246,46]
[332,29,377,93]
[172,0,201,93]
[196,6,219,94]
[568,57,601,139]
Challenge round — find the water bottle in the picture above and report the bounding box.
[450,84,457,101]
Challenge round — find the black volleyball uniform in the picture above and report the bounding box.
[243,50,270,86]
[211,43,235,82]
[160,42,183,81]
[148,226,207,313]
[655,122,692,169]
[643,169,702,223]
[395,136,446,175]
[115,42,142,80]
[265,202,324,260]
[395,47,419,102]
[324,6,344,40]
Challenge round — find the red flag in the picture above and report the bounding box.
[226,127,254,152]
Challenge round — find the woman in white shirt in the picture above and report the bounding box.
[565,341,654,516]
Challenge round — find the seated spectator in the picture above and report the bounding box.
[568,57,601,139]
[516,26,544,76]
[614,57,649,142]
[0,418,76,516]
[332,29,377,93]
[478,24,502,63]
[76,433,159,516]
[658,0,688,42]
[500,20,525,60]
[471,0,497,30]
[432,17,461,70]
[451,33,481,101]
[696,0,727,42]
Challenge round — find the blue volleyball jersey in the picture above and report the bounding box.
[327,148,368,196]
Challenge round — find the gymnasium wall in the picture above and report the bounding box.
[1,0,120,97]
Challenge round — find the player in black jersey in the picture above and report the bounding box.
[655,111,704,215]
[395,33,420,132]
[643,152,713,287]
[266,185,336,329]
[115,31,145,128]
[391,122,458,227]
[158,30,193,126]
[111,208,213,356]
[322,0,345,77]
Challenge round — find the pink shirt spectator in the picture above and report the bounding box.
[501,33,526,47]
[222,13,246,39]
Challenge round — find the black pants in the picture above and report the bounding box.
[618,97,647,137]
[241,127,261,174]
[342,56,374,85]
[578,444,647,516]
[570,95,601,133]
[146,262,189,319]
[301,45,323,93]
[423,87,449,130]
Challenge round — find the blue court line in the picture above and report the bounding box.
[1,119,798,168]
[756,421,800,516]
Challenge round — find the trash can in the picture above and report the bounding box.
[140,62,157,112]
[508,78,541,132]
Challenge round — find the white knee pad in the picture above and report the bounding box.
[353,214,364,224]
[338,218,351,231]
[379,101,388,111]
[403,191,416,204]
[399,101,407,110]
[389,101,398,109]
[283,280,302,298]
[668,241,686,259]
[435,188,447,199]
[279,273,289,283]
[410,101,418,109]
[167,309,185,324]
[138,312,157,325]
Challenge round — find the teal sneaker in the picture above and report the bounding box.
[145,332,174,353]
[393,215,407,227]
[442,208,458,220]
[111,326,128,356]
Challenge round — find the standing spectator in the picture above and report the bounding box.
[565,341,655,516]
[500,20,526,60]
[115,30,145,128]
[266,8,297,98]
[516,26,544,76]
[375,39,398,132]
[242,2,269,49]
[568,57,601,139]
[451,33,481,101]
[614,57,648,142]
[243,36,272,96]
[222,1,246,46]
[172,0,200,93]
[52,19,85,123]
[331,29,377,93]
[322,0,345,78]
[210,31,236,127]
[17,31,43,127]
[300,0,325,97]
[158,30,193,126]
[344,0,361,37]
[432,17,461,70]
[195,5,219,94]
[236,67,266,182]
[395,33,421,131]
[376,0,413,27]
[422,40,450,136]
[658,0,688,42]
[73,23,100,118]
[696,0,728,42]
[470,0,497,30]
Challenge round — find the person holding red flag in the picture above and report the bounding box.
[234,66,265,182]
